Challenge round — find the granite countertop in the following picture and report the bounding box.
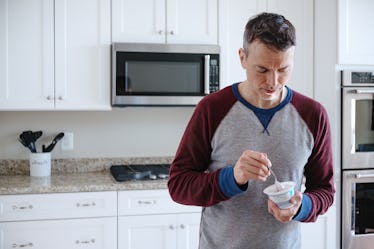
[0,157,172,195]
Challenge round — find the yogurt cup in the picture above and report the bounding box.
[263,181,295,209]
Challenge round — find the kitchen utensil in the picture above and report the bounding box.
[43,132,64,152]
[19,131,37,153]
[268,167,284,191]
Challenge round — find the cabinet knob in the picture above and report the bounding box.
[12,204,33,210]
[169,225,175,230]
[180,224,185,229]
[46,96,53,100]
[75,239,95,245]
[158,30,164,35]
[12,242,33,248]
[168,30,175,35]
[58,96,63,101]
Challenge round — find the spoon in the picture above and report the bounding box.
[268,166,283,191]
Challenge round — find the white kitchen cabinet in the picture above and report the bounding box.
[218,0,314,98]
[112,0,218,45]
[300,205,337,249]
[0,191,117,249]
[0,217,117,249]
[117,189,201,249]
[338,0,374,65]
[0,0,111,110]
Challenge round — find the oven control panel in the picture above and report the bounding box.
[342,70,374,86]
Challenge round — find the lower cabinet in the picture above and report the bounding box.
[118,213,200,249]
[0,191,117,249]
[117,189,201,249]
[0,217,117,249]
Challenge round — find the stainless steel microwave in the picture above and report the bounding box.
[112,43,220,106]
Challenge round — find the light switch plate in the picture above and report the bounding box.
[61,132,74,151]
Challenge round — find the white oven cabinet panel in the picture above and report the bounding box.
[339,0,374,65]
[0,0,54,110]
[118,213,201,249]
[0,217,117,249]
[112,0,218,45]
[300,205,337,249]
[118,214,177,249]
[0,191,117,222]
[118,189,201,216]
[54,0,111,110]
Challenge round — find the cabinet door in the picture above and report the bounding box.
[0,217,117,249]
[0,0,54,110]
[118,214,177,249]
[267,0,314,98]
[0,191,117,222]
[166,0,218,44]
[218,0,267,88]
[112,0,166,43]
[338,0,374,64]
[55,0,111,110]
[176,213,201,249]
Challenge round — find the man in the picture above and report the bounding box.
[168,12,334,249]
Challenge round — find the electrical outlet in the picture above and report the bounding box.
[61,132,74,151]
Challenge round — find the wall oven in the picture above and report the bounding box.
[341,70,374,249]
[112,43,220,106]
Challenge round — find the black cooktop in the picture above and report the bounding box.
[110,164,170,182]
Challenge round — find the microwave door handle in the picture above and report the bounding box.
[355,173,374,178]
[353,89,374,94]
[204,55,210,95]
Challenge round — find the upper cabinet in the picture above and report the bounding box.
[219,0,314,98]
[112,0,218,44]
[0,0,111,110]
[339,0,374,65]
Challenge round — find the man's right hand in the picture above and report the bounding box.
[233,150,272,185]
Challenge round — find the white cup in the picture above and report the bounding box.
[263,181,295,209]
[29,152,51,177]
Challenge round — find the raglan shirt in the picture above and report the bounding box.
[168,83,335,249]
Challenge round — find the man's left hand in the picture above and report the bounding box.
[267,191,302,223]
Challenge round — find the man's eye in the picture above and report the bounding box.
[257,69,267,73]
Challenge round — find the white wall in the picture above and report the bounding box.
[0,108,194,159]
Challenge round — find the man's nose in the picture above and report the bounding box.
[267,72,278,87]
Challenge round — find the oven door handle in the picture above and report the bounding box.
[355,173,374,178]
[352,89,374,94]
[204,55,210,95]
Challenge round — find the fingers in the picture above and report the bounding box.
[233,150,272,185]
[267,191,303,223]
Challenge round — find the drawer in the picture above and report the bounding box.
[0,217,117,249]
[0,191,117,222]
[118,189,201,216]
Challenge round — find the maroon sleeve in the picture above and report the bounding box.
[168,86,237,207]
[291,91,335,222]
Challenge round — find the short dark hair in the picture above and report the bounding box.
[243,12,296,53]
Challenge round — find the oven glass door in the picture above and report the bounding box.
[342,170,374,249]
[342,88,374,169]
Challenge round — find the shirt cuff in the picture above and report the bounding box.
[218,166,247,198]
[293,194,312,221]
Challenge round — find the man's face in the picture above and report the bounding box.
[239,39,294,108]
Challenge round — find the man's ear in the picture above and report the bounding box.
[238,48,247,69]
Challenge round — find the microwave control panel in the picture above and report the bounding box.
[209,58,220,93]
[342,70,374,86]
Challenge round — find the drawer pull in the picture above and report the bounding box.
[12,242,33,248]
[76,202,96,207]
[75,239,95,244]
[137,200,156,205]
[12,205,33,210]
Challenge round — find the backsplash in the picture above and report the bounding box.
[0,156,174,176]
